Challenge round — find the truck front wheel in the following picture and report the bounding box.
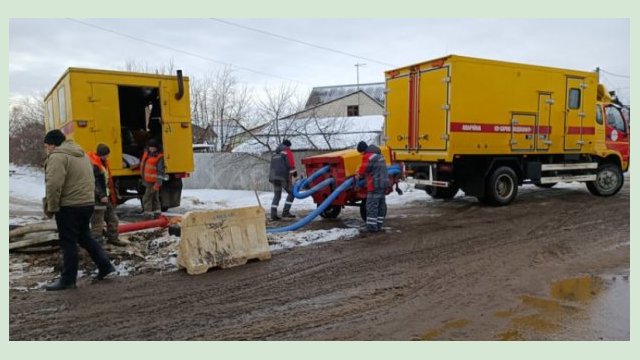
[586,163,624,197]
[485,166,518,206]
[425,185,460,200]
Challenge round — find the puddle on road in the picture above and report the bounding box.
[420,319,472,340]
[495,274,629,340]
[550,276,601,301]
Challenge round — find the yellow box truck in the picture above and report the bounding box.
[44,68,194,209]
[385,55,629,205]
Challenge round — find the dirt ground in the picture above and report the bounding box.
[9,180,630,340]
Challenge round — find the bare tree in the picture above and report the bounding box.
[123,58,175,75]
[9,94,46,166]
[252,83,305,150]
[189,67,253,151]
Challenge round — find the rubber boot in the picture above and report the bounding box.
[271,208,281,221]
[282,204,296,218]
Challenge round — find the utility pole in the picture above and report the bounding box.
[354,63,366,90]
[355,63,366,112]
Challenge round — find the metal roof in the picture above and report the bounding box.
[305,82,385,108]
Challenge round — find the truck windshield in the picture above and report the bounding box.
[605,106,627,133]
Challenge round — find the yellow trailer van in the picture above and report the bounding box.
[44,68,194,209]
[385,55,629,205]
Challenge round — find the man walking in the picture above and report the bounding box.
[43,130,115,291]
[356,141,389,232]
[87,144,128,246]
[268,139,297,221]
[140,138,164,218]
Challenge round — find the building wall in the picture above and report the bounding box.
[293,92,383,119]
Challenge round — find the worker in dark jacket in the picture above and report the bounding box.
[42,130,115,291]
[87,144,128,246]
[356,141,389,232]
[140,138,165,218]
[269,139,297,220]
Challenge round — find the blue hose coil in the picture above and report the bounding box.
[267,177,355,233]
[267,163,402,233]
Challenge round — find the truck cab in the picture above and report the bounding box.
[601,102,630,167]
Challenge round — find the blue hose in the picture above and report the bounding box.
[267,178,355,233]
[354,164,402,187]
[294,177,335,199]
[292,165,331,198]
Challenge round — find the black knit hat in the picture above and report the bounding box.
[357,141,368,153]
[282,139,292,147]
[43,130,66,146]
[147,138,160,148]
[97,143,111,156]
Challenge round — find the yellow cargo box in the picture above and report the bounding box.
[385,55,607,161]
[44,68,194,208]
[384,55,629,205]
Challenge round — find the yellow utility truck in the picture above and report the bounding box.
[385,55,629,205]
[44,68,194,209]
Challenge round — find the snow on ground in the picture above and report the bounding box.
[9,164,46,202]
[8,163,631,291]
[11,163,609,220]
[10,163,619,286]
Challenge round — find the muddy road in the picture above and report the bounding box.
[9,181,630,340]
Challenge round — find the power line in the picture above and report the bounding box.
[599,68,630,79]
[209,18,396,68]
[66,18,310,85]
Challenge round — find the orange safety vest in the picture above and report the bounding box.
[87,152,117,205]
[141,151,164,183]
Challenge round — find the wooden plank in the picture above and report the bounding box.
[9,233,59,250]
[9,222,57,239]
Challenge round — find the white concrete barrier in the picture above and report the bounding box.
[177,206,271,275]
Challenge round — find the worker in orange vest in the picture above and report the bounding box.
[140,138,165,218]
[87,144,128,246]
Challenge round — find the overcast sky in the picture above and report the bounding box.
[9,18,630,104]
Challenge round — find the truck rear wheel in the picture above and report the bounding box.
[319,205,341,219]
[485,166,518,206]
[586,163,624,196]
[425,185,459,199]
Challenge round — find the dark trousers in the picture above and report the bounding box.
[271,180,294,216]
[55,205,112,284]
[91,203,119,241]
[365,190,387,231]
[142,182,161,213]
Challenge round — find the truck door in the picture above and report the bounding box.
[91,83,123,171]
[604,105,630,165]
[417,67,449,151]
[536,93,553,151]
[564,77,586,151]
[510,113,535,151]
[160,84,194,173]
[385,74,410,151]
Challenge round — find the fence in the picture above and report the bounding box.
[183,151,325,191]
